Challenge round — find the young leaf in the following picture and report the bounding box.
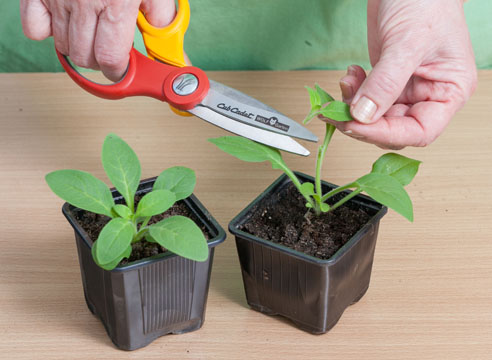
[112,204,132,219]
[371,153,421,186]
[102,133,141,210]
[149,216,208,262]
[92,241,132,270]
[319,101,353,122]
[315,84,335,104]
[305,86,321,108]
[303,86,322,125]
[154,166,196,201]
[355,173,414,221]
[94,218,135,265]
[208,136,288,171]
[299,182,315,197]
[320,203,330,212]
[45,169,114,217]
[135,189,176,218]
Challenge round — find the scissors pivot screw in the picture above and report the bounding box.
[173,74,199,96]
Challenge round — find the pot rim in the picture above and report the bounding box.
[62,177,226,272]
[228,172,387,265]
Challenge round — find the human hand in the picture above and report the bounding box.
[20,0,176,81]
[320,0,477,149]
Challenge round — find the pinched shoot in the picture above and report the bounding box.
[46,134,208,270]
[209,85,421,221]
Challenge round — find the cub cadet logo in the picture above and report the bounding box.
[217,103,255,119]
[254,115,290,132]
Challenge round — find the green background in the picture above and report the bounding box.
[1,0,491,72]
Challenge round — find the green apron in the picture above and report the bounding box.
[1,0,491,72]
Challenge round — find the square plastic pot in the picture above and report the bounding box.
[229,172,387,334]
[62,178,226,350]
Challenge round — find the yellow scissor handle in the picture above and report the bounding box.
[137,0,192,116]
[137,0,190,68]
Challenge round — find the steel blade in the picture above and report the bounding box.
[188,106,310,156]
[199,80,318,142]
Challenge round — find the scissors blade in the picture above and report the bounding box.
[188,106,310,156]
[200,81,318,143]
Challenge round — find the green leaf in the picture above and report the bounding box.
[145,234,157,243]
[45,170,114,217]
[372,153,421,186]
[135,189,176,217]
[356,173,413,221]
[315,84,335,104]
[303,85,336,125]
[320,203,330,212]
[305,85,321,108]
[208,136,288,171]
[94,218,135,265]
[149,216,208,262]
[319,101,353,122]
[305,203,313,208]
[299,182,315,197]
[112,204,132,219]
[154,166,196,201]
[102,133,141,210]
[92,241,132,270]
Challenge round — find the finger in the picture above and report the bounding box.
[184,51,192,66]
[20,0,52,40]
[68,3,99,69]
[330,100,454,148]
[94,2,140,82]
[396,75,469,108]
[140,0,176,27]
[51,2,71,54]
[339,65,366,104]
[350,46,421,124]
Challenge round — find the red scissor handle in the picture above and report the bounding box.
[56,48,209,110]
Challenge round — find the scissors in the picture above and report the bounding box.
[56,0,317,156]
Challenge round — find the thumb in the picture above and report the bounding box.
[140,0,177,27]
[20,0,52,40]
[350,48,419,124]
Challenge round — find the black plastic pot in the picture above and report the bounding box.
[62,178,226,350]
[229,172,387,334]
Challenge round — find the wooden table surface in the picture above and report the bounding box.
[1,71,491,359]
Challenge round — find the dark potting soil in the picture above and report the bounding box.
[73,194,211,265]
[240,182,373,260]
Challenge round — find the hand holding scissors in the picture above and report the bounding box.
[54,0,317,155]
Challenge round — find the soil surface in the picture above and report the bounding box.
[240,182,375,260]
[73,194,211,265]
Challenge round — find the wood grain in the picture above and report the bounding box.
[0,71,491,359]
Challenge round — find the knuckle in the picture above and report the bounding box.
[454,65,478,104]
[416,131,437,148]
[373,71,401,96]
[94,49,126,70]
[68,53,92,69]
[54,39,68,55]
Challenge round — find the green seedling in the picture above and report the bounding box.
[46,133,208,270]
[209,85,421,221]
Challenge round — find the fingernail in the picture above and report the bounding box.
[347,65,357,76]
[352,96,377,124]
[343,130,365,139]
[339,80,353,102]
